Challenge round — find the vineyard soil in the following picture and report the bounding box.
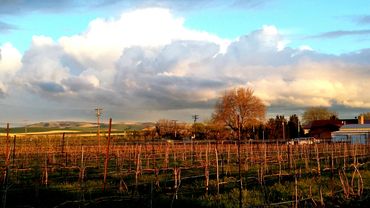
[1,134,369,207]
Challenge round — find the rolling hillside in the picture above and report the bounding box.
[0,121,155,134]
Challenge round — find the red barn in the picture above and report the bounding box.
[304,120,343,142]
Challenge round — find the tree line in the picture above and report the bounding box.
[152,87,368,141]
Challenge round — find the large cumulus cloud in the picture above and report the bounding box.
[0,42,22,96]
[2,7,370,121]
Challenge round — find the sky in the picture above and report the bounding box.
[1,0,370,125]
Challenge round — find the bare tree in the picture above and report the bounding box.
[212,87,266,133]
[155,119,190,139]
[360,112,370,119]
[302,107,338,124]
[155,119,173,138]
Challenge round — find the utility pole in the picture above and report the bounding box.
[95,108,103,153]
[192,114,199,138]
[191,114,199,164]
[192,114,199,124]
[171,120,178,139]
[23,119,28,133]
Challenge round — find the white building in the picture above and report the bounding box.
[331,124,370,144]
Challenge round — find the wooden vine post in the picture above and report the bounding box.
[5,123,10,168]
[103,118,112,191]
[61,132,65,154]
[2,123,11,208]
[237,115,242,208]
[205,144,209,195]
[315,143,321,175]
[3,123,11,184]
[215,147,220,195]
[12,135,16,166]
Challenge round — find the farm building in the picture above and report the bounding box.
[304,115,370,143]
[331,124,370,144]
[303,120,342,142]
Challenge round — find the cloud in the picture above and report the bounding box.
[3,8,370,121]
[57,7,229,84]
[10,8,230,109]
[123,0,216,10]
[353,15,370,25]
[112,40,224,110]
[309,29,370,39]
[231,0,274,9]
[17,36,69,84]
[36,81,65,93]
[0,0,273,15]
[0,0,74,14]
[340,48,370,65]
[0,43,22,74]
[0,21,17,32]
[138,0,275,10]
[61,74,100,92]
[249,59,370,109]
[0,42,22,95]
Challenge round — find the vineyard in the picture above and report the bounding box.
[1,129,370,207]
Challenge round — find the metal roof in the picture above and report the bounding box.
[341,124,370,129]
[339,124,370,132]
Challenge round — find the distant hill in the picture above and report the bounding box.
[27,121,95,129]
[1,121,156,134]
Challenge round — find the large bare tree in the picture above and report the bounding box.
[360,112,370,119]
[302,107,338,124]
[212,87,266,132]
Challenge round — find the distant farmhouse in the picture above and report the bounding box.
[304,115,370,144]
[332,115,370,144]
[303,119,342,142]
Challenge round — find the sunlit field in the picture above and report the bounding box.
[1,132,369,207]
